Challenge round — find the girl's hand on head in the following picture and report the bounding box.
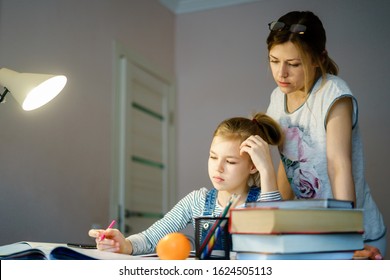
[88,228,133,255]
[240,135,279,193]
[240,135,273,173]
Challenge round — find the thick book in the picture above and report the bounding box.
[234,251,355,260]
[245,198,354,209]
[231,232,364,253]
[0,241,154,260]
[229,208,363,234]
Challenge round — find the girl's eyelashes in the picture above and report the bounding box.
[209,155,237,164]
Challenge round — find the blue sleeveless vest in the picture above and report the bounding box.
[199,186,260,252]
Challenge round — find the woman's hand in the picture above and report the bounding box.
[353,245,383,260]
[88,228,133,254]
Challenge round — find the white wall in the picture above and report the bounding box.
[176,0,390,257]
[0,0,174,245]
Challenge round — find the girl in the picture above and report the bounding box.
[265,11,386,259]
[89,113,283,255]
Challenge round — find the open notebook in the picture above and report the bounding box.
[0,241,160,260]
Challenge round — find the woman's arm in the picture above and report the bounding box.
[277,160,294,199]
[326,97,356,205]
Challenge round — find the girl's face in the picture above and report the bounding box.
[269,41,316,95]
[208,136,255,195]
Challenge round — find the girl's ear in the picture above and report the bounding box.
[249,164,258,174]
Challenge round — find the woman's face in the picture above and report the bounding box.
[269,41,316,95]
[208,136,255,195]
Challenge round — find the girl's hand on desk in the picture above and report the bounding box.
[88,228,133,255]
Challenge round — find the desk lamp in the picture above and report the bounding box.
[0,68,67,111]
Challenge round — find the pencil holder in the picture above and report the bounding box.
[195,217,231,260]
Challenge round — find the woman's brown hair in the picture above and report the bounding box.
[267,11,338,93]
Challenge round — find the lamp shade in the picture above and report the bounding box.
[0,68,67,111]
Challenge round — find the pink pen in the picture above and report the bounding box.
[99,219,116,241]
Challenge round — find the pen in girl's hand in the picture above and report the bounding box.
[99,220,116,241]
[67,243,97,249]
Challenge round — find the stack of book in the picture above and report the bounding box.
[228,199,364,260]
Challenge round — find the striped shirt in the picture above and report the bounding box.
[127,187,281,255]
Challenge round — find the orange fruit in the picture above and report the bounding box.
[156,232,191,260]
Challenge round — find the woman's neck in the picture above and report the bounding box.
[286,90,309,113]
[286,74,319,113]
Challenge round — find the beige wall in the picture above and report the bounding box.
[176,0,390,257]
[0,0,174,244]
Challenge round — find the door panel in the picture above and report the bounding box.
[111,42,175,235]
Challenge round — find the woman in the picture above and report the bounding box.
[265,11,387,259]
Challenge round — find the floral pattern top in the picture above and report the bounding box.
[266,74,386,241]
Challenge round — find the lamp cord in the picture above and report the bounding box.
[0,87,10,103]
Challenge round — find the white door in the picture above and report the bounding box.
[111,42,176,235]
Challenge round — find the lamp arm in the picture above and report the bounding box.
[0,87,10,103]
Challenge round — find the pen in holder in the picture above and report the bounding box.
[195,193,239,260]
[195,216,230,260]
